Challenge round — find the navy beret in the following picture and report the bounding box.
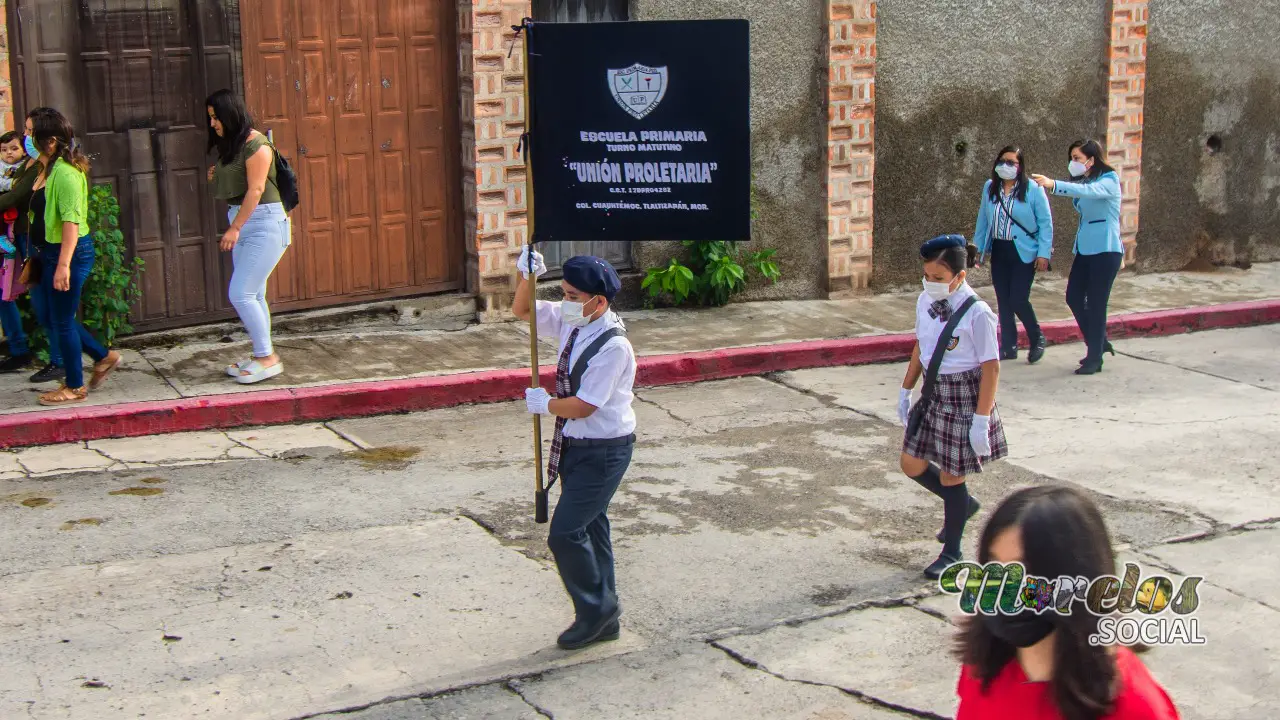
[920,234,967,258]
[562,255,621,301]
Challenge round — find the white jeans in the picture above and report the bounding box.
[228,202,290,358]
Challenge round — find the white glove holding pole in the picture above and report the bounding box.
[517,245,547,279]
[969,414,992,457]
[897,388,913,427]
[526,387,552,415]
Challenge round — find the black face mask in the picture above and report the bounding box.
[981,611,1055,648]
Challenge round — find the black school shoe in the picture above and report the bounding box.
[936,497,982,543]
[999,348,1018,361]
[30,363,64,383]
[1027,336,1047,365]
[924,552,963,580]
[0,354,31,373]
[557,609,621,650]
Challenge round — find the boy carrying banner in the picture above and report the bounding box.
[512,245,637,650]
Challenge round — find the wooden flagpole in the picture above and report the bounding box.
[521,20,549,524]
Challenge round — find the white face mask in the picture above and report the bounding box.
[922,278,955,302]
[995,163,1019,181]
[562,297,600,328]
[1068,160,1089,178]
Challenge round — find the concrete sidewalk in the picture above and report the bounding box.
[0,263,1276,447]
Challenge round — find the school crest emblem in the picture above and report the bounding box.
[947,337,960,351]
[608,64,668,120]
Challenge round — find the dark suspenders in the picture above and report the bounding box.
[569,327,627,396]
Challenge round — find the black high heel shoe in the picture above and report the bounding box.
[1079,341,1115,365]
[1075,358,1104,375]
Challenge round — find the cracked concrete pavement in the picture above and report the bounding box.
[1,326,1277,719]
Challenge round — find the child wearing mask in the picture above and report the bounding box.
[899,234,1007,579]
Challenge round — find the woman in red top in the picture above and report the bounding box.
[954,484,1181,720]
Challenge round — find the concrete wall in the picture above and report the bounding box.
[871,0,1110,290]
[628,0,828,302]
[1140,0,1280,271]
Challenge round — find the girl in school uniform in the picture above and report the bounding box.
[973,146,1053,363]
[1031,140,1123,376]
[898,234,1008,580]
[954,484,1181,720]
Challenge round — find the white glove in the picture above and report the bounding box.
[969,414,992,457]
[525,387,552,415]
[517,245,547,279]
[897,388,912,427]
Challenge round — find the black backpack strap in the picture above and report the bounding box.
[918,296,979,404]
[569,327,627,396]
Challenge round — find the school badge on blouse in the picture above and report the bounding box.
[608,64,668,119]
[947,337,960,351]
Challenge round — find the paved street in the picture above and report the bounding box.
[1,326,1277,719]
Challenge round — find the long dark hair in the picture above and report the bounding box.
[28,107,90,178]
[987,145,1028,203]
[206,89,254,165]
[955,484,1130,720]
[1069,139,1116,180]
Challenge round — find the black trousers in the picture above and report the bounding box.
[989,240,1041,351]
[1065,252,1123,362]
[548,439,634,623]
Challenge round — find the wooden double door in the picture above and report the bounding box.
[8,0,245,329]
[241,0,463,309]
[7,0,462,331]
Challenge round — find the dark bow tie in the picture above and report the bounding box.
[928,299,952,322]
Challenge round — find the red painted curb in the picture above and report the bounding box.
[0,298,1275,449]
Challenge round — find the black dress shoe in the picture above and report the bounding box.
[557,609,622,650]
[999,348,1018,361]
[924,553,962,580]
[0,353,31,373]
[1075,359,1104,375]
[1027,336,1047,365]
[937,497,981,543]
[30,363,64,383]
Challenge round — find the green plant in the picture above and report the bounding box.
[82,184,143,347]
[641,180,779,308]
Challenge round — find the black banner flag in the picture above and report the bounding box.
[526,19,751,243]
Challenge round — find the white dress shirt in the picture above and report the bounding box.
[915,283,999,376]
[536,300,637,439]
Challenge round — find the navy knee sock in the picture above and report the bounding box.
[940,482,970,558]
[909,463,946,498]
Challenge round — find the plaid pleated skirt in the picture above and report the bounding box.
[902,366,1009,477]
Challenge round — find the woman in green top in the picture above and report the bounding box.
[206,89,291,385]
[27,107,121,406]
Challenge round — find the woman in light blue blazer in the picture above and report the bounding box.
[972,146,1053,364]
[1032,139,1123,376]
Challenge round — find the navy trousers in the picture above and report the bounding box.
[548,440,633,623]
[990,240,1041,351]
[1066,251,1123,363]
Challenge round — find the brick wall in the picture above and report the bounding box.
[824,0,875,297]
[0,0,11,132]
[459,0,531,321]
[1106,0,1148,265]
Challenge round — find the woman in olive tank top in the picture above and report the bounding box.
[206,89,291,385]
